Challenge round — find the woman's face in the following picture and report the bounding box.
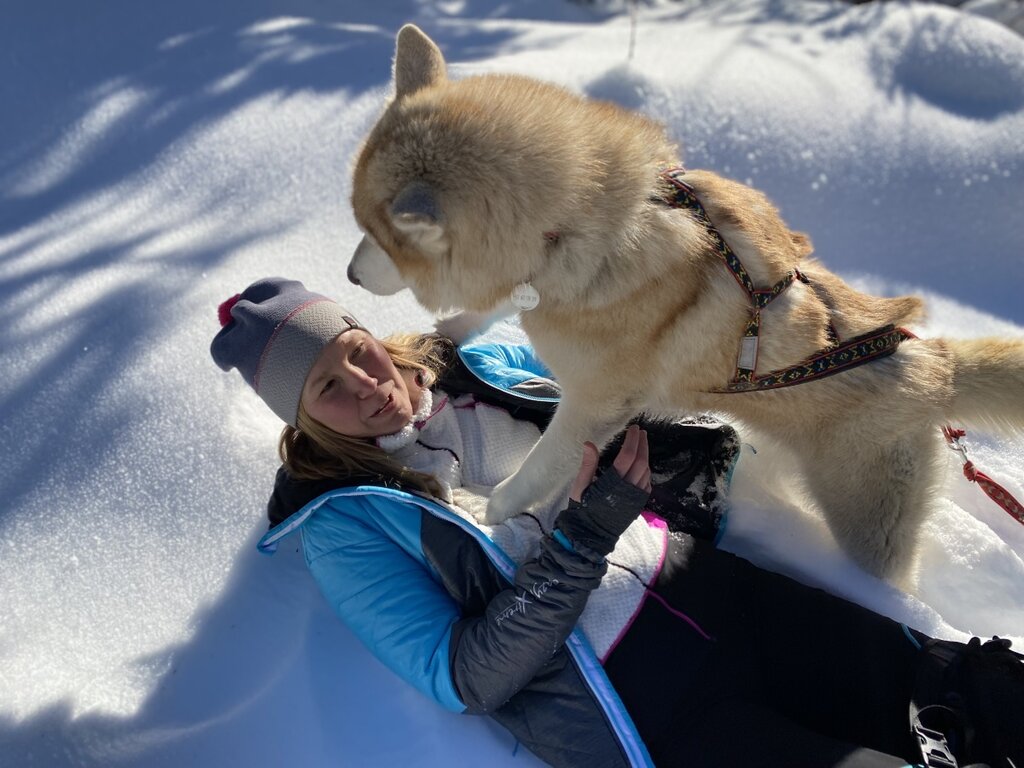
[301,329,418,438]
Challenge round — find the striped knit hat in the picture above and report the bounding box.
[211,277,362,426]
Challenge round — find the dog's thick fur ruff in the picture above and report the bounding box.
[347,25,1024,585]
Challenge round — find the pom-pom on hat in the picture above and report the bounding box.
[210,277,362,426]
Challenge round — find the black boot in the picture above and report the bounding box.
[911,636,1024,768]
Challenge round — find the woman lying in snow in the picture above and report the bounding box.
[211,276,1024,768]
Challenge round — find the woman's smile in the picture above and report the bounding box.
[301,329,419,438]
[370,392,396,418]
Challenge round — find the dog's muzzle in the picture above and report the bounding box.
[347,235,408,296]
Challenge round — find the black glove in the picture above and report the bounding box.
[554,468,651,557]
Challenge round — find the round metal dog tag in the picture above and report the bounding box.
[511,282,540,311]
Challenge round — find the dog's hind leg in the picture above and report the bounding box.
[794,427,944,588]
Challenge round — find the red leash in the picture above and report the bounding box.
[942,426,1024,525]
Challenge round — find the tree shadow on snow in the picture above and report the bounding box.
[0,524,543,768]
[0,3,528,520]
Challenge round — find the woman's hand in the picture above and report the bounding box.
[569,424,652,502]
[557,424,653,557]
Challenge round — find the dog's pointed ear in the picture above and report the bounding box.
[390,180,446,249]
[393,24,446,98]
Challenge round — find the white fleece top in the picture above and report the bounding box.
[377,388,667,661]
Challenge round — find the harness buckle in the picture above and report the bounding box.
[737,335,759,372]
[913,705,962,768]
[915,726,958,768]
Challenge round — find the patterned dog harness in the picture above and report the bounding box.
[656,168,913,393]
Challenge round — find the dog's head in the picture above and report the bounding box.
[348,25,676,314]
[348,24,560,313]
[347,26,452,308]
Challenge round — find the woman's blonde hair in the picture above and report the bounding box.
[277,333,450,496]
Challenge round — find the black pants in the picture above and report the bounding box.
[605,536,924,768]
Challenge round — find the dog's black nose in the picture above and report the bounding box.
[347,264,360,286]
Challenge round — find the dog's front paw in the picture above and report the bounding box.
[481,479,540,528]
[451,485,492,523]
[482,478,525,525]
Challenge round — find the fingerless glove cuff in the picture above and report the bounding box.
[554,469,650,556]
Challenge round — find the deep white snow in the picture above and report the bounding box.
[1,1,1023,766]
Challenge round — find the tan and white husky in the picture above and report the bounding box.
[347,24,1024,585]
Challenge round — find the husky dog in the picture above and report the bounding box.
[347,24,1024,585]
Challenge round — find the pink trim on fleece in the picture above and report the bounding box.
[648,591,713,641]
[641,511,668,530]
[600,510,715,663]
[600,510,669,663]
[415,395,448,428]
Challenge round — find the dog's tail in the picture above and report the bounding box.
[946,337,1024,433]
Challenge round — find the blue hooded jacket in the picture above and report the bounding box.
[258,340,736,768]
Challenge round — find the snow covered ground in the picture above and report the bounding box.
[1,1,1023,765]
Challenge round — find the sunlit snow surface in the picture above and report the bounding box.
[1,1,1022,766]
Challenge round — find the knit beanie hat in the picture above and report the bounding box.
[211,277,362,427]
